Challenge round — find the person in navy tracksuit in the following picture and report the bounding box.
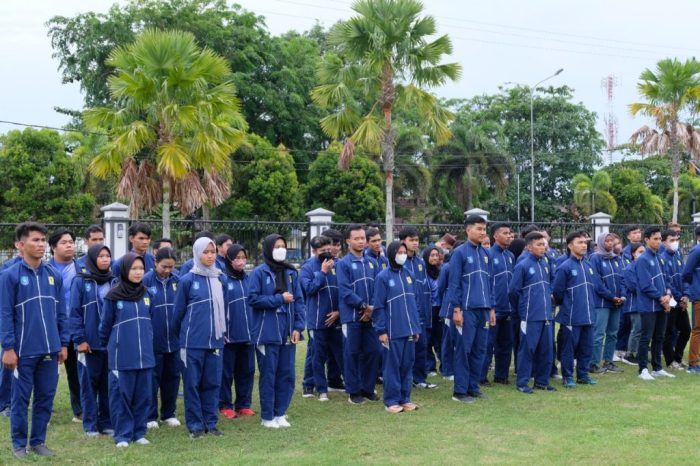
[660,230,690,369]
[219,245,256,418]
[373,241,422,413]
[436,252,455,379]
[552,231,599,388]
[616,226,642,358]
[300,236,342,401]
[447,216,496,403]
[1,223,69,458]
[111,223,156,278]
[142,247,181,428]
[70,244,114,437]
[365,227,389,271]
[422,245,442,377]
[249,234,305,428]
[509,232,555,393]
[482,223,514,385]
[337,225,381,405]
[179,231,216,276]
[99,253,155,447]
[215,234,233,272]
[622,243,645,364]
[0,253,23,418]
[682,226,700,373]
[173,238,227,437]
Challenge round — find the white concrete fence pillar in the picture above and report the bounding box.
[589,211,612,242]
[306,208,334,254]
[464,208,490,223]
[101,202,129,260]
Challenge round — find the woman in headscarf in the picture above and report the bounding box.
[173,237,227,438]
[372,241,422,413]
[248,234,305,429]
[142,247,181,429]
[69,244,114,438]
[422,246,442,377]
[219,245,256,419]
[99,253,154,448]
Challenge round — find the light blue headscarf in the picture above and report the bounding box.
[191,237,225,339]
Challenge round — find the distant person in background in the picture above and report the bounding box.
[76,225,105,273]
[152,238,173,257]
[423,245,443,377]
[364,227,389,270]
[215,234,233,272]
[112,223,155,277]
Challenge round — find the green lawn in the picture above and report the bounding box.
[1,342,698,465]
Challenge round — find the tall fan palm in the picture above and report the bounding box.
[311,0,461,240]
[572,172,618,217]
[84,29,247,237]
[628,58,700,223]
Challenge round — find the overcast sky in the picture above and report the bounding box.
[1,0,698,164]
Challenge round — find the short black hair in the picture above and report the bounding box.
[628,242,644,259]
[153,238,172,249]
[48,227,75,249]
[194,231,215,241]
[464,215,486,227]
[624,225,641,236]
[365,227,382,240]
[643,226,661,239]
[215,234,233,247]
[490,222,510,237]
[344,224,365,240]
[661,229,679,242]
[310,235,332,250]
[155,247,177,262]
[566,230,588,245]
[322,228,343,243]
[15,222,47,242]
[84,224,103,239]
[398,226,420,240]
[525,231,545,244]
[520,224,539,238]
[128,222,151,238]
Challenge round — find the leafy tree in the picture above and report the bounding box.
[311,0,461,240]
[303,143,384,223]
[673,173,700,222]
[0,128,94,224]
[571,172,617,217]
[606,167,664,223]
[628,58,700,223]
[213,134,302,221]
[83,29,247,237]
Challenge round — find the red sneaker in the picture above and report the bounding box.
[219,408,237,419]
[236,408,256,417]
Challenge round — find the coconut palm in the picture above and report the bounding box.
[628,58,700,223]
[84,29,247,237]
[572,171,618,217]
[311,0,461,240]
[672,173,700,221]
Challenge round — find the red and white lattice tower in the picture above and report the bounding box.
[601,75,619,164]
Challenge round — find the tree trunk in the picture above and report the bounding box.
[380,65,396,242]
[162,177,171,239]
[671,119,681,224]
[465,165,473,210]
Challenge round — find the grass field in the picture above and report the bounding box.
[0,341,698,465]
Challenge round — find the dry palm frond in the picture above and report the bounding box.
[117,159,139,199]
[201,169,231,206]
[339,138,355,169]
[135,160,161,212]
[172,171,207,215]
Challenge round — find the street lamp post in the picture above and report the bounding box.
[530,68,563,222]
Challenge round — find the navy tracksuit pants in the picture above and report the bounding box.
[481,314,514,382]
[108,368,152,444]
[150,351,181,421]
[10,354,59,449]
[310,327,344,394]
[303,331,343,389]
[256,343,295,421]
[220,343,255,410]
[342,322,381,396]
[0,363,12,411]
[181,348,222,433]
[560,325,593,380]
[440,318,454,376]
[427,306,442,373]
[452,310,489,395]
[516,320,553,388]
[77,350,111,433]
[383,337,415,407]
[412,324,429,383]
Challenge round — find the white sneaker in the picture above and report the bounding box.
[612,351,622,362]
[146,421,159,429]
[443,375,454,381]
[163,417,181,427]
[652,369,676,378]
[427,371,438,377]
[318,393,329,402]
[116,441,129,448]
[85,431,100,438]
[261,419,279,429]
[135,438,150,445]
[638,369,655,381]
[669,361,682,370]
[274,415,291,428]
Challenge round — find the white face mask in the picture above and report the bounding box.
[394,254,407,266]
[669,241,679,252]
[272,248,287,262]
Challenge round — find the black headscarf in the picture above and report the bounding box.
[387,241,404,270]
[509,238,527,261]
[262,234,296,293]
[422,246,441,279]
[78,244,113,285]
[225,244,247,280]
[105,253,147,301]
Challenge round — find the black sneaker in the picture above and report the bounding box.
[328,382,345,392]
[625,353,638,364]
[348,394,365,405]
[190,430,205,439]
[480,380,493,387]
[534,384,557,392]
[604,362,623,373]
[302,386,315,398]
[589,364,606,374]
[375,376,383,385]
[467,391,490,400]
[207,428,224,437]
[29,444,54,457]
[362,391,380,402]
[12,447,27,459]
[451,393,475,403]
[493,378,510,385]
[517,386,534,394]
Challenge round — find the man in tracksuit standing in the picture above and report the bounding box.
[1,222,69,458]
[552,231,599,388]
[660,230,690,369]
[337,224,381,405]
[509,232,555,393]
[0,250,23,418]
[682,226,700,373]
[447,215,495,403]
[482,223,514,385]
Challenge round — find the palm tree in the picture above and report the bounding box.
[311,0,461,240]
[673,173,700,220]
[84,29,247,237]
[572,172,618,217]
[628,58,700,223]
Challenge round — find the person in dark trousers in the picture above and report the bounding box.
[1,222,69,458]
[660,230,690,369]
[112,223,156,277]
[373,241,422,413]
[69,244,114,437]
[320,228,346,391]
[682,226,700,374]
[615,225,642,361]
[100,254,155,447]
[142,247,182,428]
[422,245,442,377]
[47,228,83,424]
[622,243,646,365]
[249,234,305,428]
[635,227,674,381]
[219,245,256,418]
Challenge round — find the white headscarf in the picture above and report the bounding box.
[191,237,226,340]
